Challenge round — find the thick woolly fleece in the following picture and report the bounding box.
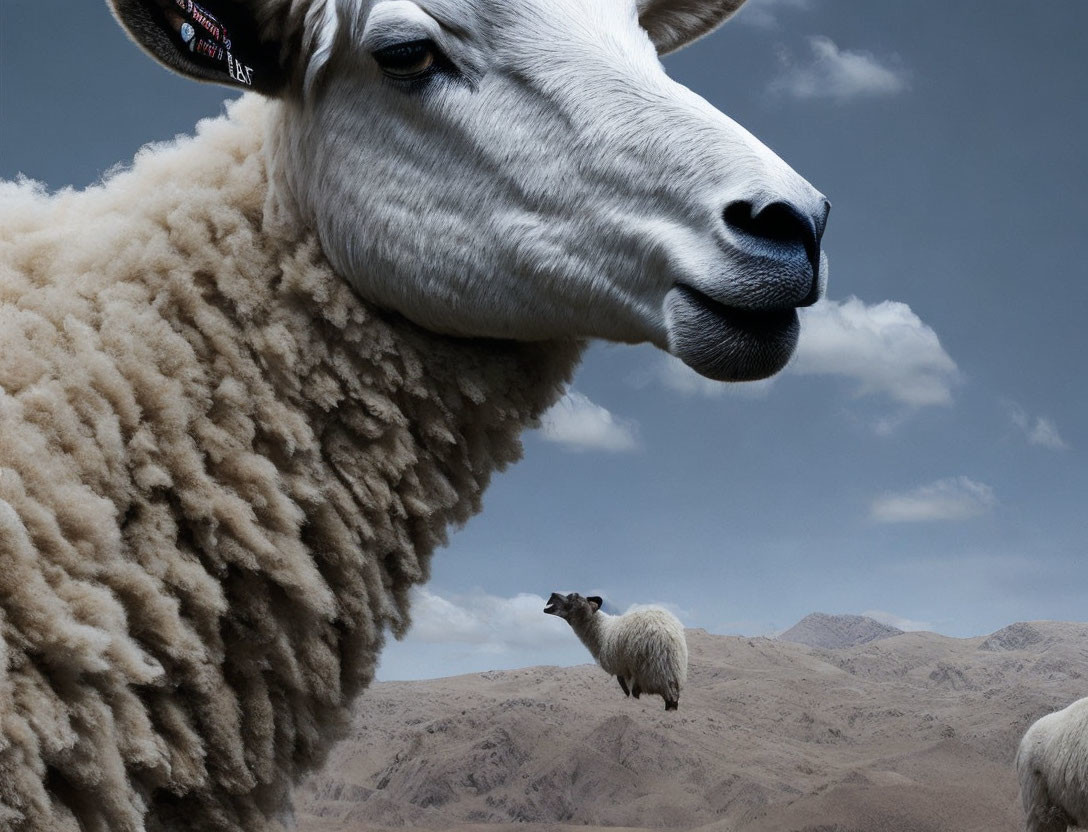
[572,608,688,703]
[1017,697,1088,831]
[0,95,580,832]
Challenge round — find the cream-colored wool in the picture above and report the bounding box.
[0,96,579,832]
[1017,697,1088,832]
[592,607,689,706]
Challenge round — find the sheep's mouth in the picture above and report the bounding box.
[543,593,564,616]
[664,285,800,382]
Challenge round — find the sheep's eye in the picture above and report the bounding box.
[373,40,438,80]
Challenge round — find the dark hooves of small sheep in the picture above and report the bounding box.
[665,700,679,711]
[617,677,630,697]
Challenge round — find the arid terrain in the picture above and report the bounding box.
[296,617,1087,832]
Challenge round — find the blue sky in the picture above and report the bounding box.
[2,0,1085,680]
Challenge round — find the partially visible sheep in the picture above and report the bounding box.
[544,592,688,711]
[1017,696,1088,832]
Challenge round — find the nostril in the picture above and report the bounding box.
[723,200,816,251]
[722,198,827,308]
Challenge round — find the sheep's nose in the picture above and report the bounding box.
[722,197,830,307]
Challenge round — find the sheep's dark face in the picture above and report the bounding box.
[544,592,603,622]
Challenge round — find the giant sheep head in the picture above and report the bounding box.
[110,0,829,381]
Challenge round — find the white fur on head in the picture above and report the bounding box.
[115,0,829,382]
[283,0,829,382]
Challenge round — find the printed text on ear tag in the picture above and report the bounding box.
[167,0,256,87]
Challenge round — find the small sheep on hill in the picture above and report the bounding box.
[1017,696,1088,832]
[544,592,688,711]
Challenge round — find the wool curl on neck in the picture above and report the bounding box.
[0,94,581,832]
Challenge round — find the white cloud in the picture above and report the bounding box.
[1009,404,1070,450]
[861,609,934,632]
[405,588,571,651]
[1027,418,1069,450]
[538,391,639,452]
[653,297,959,412]
[871,476,997,524]
[794,297,960,407]
[771,36,908,101]
[737,0,811,28]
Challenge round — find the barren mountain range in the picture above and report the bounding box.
[777,612,905,650]
[296,616,1087,832]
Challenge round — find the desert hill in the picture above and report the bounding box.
[776,612,904,649]
[296,620,1088,832]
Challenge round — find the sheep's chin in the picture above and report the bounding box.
[664,285,800,382]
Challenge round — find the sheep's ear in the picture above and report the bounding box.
[108,0,288,95]
[587,596,604,612]
[637,0,748,55]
